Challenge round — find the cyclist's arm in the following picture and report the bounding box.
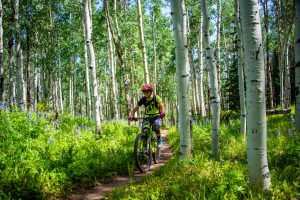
[159,101,165,114]
[130,105,140,116]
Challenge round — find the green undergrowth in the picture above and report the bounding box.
[0,110,139,199]
[107,111,299,199]
[0,108,298,199]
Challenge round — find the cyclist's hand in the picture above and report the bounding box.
[128,114,134,121]
[159,112,165,119]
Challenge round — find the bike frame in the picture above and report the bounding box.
[133,115,161,172]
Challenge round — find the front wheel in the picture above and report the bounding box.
[134,133,152,172]
[152,139,161,164]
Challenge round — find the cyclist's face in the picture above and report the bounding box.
[142,91,151,98]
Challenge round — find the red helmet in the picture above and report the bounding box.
[140,84,153,91]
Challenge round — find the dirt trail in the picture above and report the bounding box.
[68,129,172,200]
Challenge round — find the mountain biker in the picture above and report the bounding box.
[128,84,166,147]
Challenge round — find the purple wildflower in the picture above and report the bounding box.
[27,112,32,119]
[49,136,54,144]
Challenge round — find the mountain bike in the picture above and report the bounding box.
[133,115,162,173]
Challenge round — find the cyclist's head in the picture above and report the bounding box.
[141,84,153,92]
[141,84,153,97]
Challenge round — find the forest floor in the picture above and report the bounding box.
[67,129,173,200]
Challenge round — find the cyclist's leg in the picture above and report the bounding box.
[141,120,147,147]
[153,118,162,145]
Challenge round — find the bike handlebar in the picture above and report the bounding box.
[131,115,160,121]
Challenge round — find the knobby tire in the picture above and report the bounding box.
[152,139,161,164]
[134,133,152,173]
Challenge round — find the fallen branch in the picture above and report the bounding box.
[266,109,291,115]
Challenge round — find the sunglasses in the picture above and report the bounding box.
[142,91,150,94]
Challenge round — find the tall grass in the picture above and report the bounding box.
[0,108,298,199]
[107,112,299,199]
[0,110,139,199]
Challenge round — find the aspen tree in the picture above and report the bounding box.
[201,0,221,157]
[295,0,300,131]
[197,15,206,117]
[216,0,221,87]
[234,0,246,139]
[105,6,118,119]
[83,0,101,131]
[82,8,92,119]
[171,0,191,160]
[240,0,271,191]
[0,0,3,102]
[8,7,15,107]
[15,0,26,110]
[136,0,150,84]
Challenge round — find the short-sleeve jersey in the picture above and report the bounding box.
[137,95,162,115]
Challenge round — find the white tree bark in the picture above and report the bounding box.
[295,0,300,131]
[234,0,246,139]
[0,0,3,102]
[53,73,59,113]
[152,10,157,93]
[284,37,291,109]
[69,76,74,115]
[136,0,149,84]
[106,10,118,119]
[187,13,197,115]
[279,36,289,109]
[216,0,221,87]
[171,0,191,160]
[201,0,221,157]
[186,9,197,115]
[15,0,26,110]
[8,28,15,107]
[33,33,40,111]
[198,15,206,117]
[240,0,271,191]
[83,0,101,131]
[58,57,63,114]
[34,67,39,110]
[82,8,91,119]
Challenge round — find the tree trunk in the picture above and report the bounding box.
[284,37,291,109]
[83,0,101,131]
[186,9,197,115]
[82,5,91,119]
[69,75,73,115]
[136,0,149,84]
[105,0,130,115]
[262,0,275,109]
[0,0,3,102]
[26,31,32,110]
[201,0,221,157]
[106,7,118,119]
[15,0,26,110]
[216,0,221,88]
[57,51,63,114]
[198,15,206,117]
[188,23,197,116]
[279,36,289,109]
[234,0,246,139]
[171,0,191,160]
[34,67,39,110]
[8,12,15,107]
[295,0,300,131]
[152,9,157,93]
[240,0,271,192]
[53,73,59,113]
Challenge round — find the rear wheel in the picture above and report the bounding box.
[134,133,152,172]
